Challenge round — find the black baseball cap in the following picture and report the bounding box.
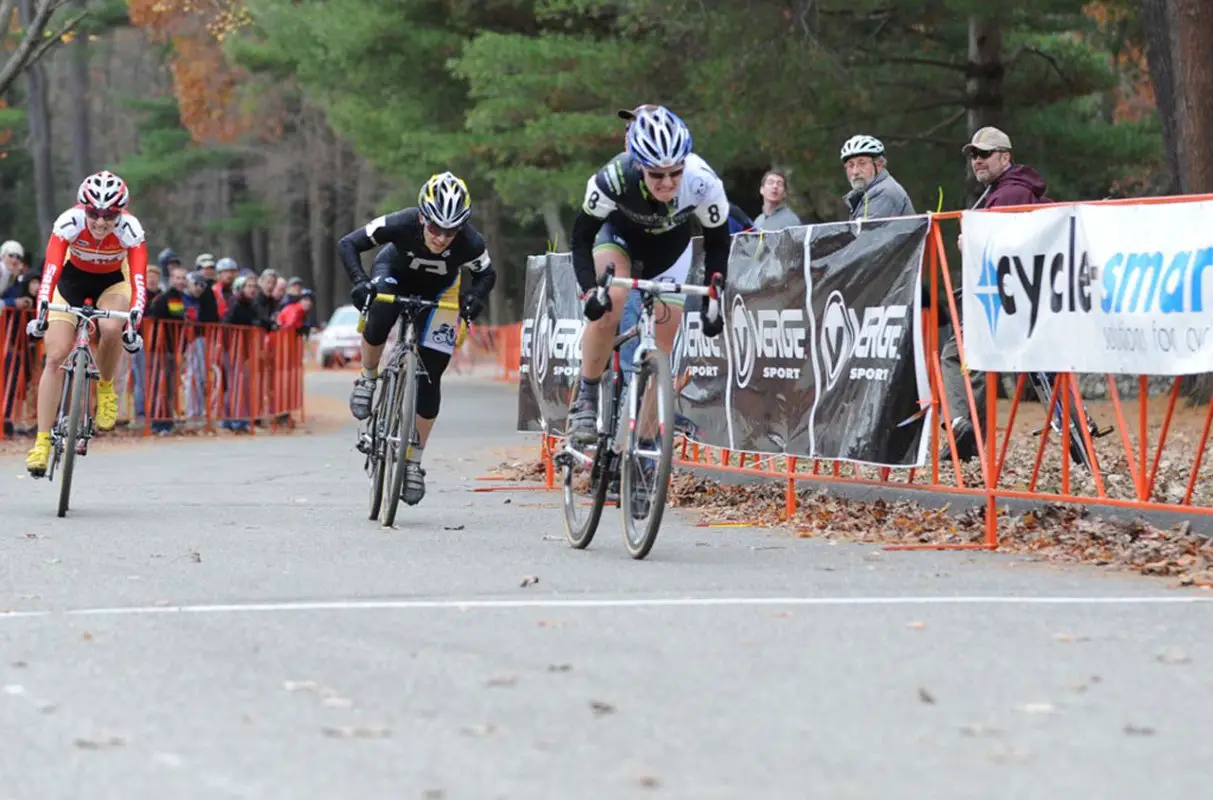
[617,104,660,123]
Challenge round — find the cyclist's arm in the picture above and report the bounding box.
[35,231,70,310]
[337,210,411,287]
[126,241,149,315]
[571,172,618,292]
[461,249,496,303]
[693,181,732,284]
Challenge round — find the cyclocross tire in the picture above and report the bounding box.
[57,350,89,518]
[621,349,675,560]
[367,372,394,521]
[384,350,419,528]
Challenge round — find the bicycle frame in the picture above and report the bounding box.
[562,272,717,465]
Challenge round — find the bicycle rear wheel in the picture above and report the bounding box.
[561,373,615,549]
[383,350,419,528]
[367,372,395,521]
[620,349,675,559]
[57,350,90,518]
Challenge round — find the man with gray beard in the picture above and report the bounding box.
[840,135,913,221]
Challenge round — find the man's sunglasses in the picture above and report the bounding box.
[969,150,1001,161]
[85,207,121,221]
[645,167,684,181]
[424,220,461,238]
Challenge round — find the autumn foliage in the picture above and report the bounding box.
[128,0,255,143]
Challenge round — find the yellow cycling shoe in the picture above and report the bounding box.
[26,434,51,477]
[95,379,119,432]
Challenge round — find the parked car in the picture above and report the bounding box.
[317,304,363,367]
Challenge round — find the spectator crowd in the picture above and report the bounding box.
[2,244,318,437]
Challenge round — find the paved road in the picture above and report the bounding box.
[1,371,1210,800]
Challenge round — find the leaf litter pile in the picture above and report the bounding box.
[490,454,1213,589]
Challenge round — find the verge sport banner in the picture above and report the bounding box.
[805,216,932,467]
[517,217,931,468]
[962,199,1213,375]
[516,254,583,433]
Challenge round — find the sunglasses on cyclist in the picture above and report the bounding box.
[644,167,684,181]
[85,207,121,221]
[969,150,1000,161]
[423,220,461,238]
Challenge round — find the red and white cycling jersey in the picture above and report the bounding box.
[37,205,149,313]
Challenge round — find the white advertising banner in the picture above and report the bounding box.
[962,200,1213,376]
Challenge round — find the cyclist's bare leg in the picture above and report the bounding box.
[416,415,435,448]
[636,304,682,441]
[360,341,386,374]
[94,292,129,381]
[35,322,75,433]
[579,248,632,382]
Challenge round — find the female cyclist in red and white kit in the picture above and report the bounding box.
[24,170,148,476]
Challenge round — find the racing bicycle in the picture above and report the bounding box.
[554,267,722,559]
[38,301,142,517]
[355,292,464,527]
[1027,371,1112,471]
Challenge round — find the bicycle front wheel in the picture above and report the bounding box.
[57,350,90,518]
[383,350,419,528]
[620,348,675,559]
[367,372,395,521]
[561,373,615,549]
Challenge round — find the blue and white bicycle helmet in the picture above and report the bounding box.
[625,105,693,169]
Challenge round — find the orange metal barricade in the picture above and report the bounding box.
[0,312,306,440]
[524,193,1213,550]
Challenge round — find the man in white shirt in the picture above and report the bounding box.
[0,240,24,294]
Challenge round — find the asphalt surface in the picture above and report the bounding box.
[1,369,1210,800]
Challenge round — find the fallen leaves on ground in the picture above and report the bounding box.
[589,700,616,716]
[488,444,1213,587]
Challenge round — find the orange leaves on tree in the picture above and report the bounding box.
[129,0,256,143]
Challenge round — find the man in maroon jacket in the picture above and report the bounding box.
[944,127,1053,462]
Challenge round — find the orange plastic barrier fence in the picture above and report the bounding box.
[527,193,1213,550]
[0,310,305,439]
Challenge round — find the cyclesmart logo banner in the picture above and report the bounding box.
[962,200,1213,375]
[516,254,585,433]
[805,217,931,467]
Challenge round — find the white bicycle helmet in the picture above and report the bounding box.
[78,170,130,211]
[839,135,885,162]
[418,171,472,230]
[626,105,693,169]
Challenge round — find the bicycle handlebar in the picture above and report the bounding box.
[593,265,723,323]
[368,293,461,312]
[46,303,133,322]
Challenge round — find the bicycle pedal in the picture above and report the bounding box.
[1091,425,1114,438]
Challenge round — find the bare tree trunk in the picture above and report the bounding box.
[354,158,379,223]
[480,191,510,324]
[227,168,257,270]
[1171,0,1213,193]
[20,0,55,242]
[1170,0,1213,403]
[1141,0,1181,194]
[965,16,1003,205]
[540,200,567,252]
[306,110,336,318]
[68,0,90,179]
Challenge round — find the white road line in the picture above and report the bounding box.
[1,594,1211,619]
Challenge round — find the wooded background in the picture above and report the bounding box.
[0,0,1202,329]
